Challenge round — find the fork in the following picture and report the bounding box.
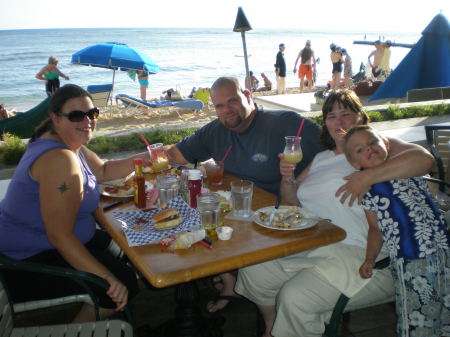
[268,193,282,225]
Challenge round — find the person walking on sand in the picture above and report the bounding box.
[137,70,149,101]
[342,48,352,88]
[293,40,316,92]
[368,40,384,79]
[344,125,449,337]
[274,43,286,94]
[379,40,392,78]
[36,56,69,97]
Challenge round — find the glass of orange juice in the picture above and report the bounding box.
[283,136,303,164]
[149,143,170,172]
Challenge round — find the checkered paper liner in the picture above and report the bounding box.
[112,196,201,247]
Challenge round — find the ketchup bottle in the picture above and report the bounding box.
[188,169,202,208]
[133,159,146,209]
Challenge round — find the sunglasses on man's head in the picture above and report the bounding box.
[60,107,100,122]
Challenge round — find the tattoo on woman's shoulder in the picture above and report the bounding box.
[57,182,69,194]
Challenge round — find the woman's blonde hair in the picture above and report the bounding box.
[48,56,58,65]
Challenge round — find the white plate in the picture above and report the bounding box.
[253,206,320,231]
[99,183,135,198]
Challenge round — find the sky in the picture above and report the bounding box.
[1,0,449,32]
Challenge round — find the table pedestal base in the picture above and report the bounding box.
[155,281,224,337]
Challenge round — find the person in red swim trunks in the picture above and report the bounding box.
[293,40,316,92]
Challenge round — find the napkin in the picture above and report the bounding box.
[113,196,201,247]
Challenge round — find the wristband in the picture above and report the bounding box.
[281,177,297,186]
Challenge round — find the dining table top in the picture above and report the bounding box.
[97,171,346,288]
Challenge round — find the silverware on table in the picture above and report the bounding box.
[268,193,282,225]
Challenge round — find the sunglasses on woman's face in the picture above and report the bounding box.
[60,107,100,122]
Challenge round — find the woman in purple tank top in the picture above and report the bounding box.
[0,84,150,322]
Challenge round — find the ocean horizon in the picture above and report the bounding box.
[0,27,419,111]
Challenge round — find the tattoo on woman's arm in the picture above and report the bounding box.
[57,182,69,194]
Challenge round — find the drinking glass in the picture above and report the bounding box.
[156,173,180,207]
[230,180,254,218]
[283,136,303,164]
[149,143,170,172]
[204,159,224,186]
[197,192,222,237]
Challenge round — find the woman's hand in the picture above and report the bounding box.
[104,274,129,312]
[359,259,375,279]
[278,153,296,178]
[335,170,371,206]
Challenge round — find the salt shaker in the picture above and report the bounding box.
[188,169,202,208]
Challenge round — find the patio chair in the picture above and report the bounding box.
[424,125,450,193]
[323,257,391,337]
[0,273,133,337]
[0,252,133,327]
[86,84,113,108]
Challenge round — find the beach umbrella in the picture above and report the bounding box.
[370,13,450,101]
[71,42,159,104]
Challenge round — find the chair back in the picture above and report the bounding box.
[425,125,450,192]
[87,84,113,107]
[0,276,14,337]
[0,180,11,201]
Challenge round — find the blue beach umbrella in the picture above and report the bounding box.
[370,13,450,101]
[71,42,159,103]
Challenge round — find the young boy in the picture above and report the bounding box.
[344,125,450,337]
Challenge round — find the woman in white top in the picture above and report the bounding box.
[235,89,435,337]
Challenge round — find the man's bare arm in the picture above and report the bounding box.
[166,144,189,165]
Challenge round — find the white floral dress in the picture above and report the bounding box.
[362,177,450,337]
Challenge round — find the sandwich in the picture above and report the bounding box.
[152,207,183,230]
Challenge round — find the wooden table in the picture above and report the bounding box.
[98,173,346,336]
[98,173,346,288]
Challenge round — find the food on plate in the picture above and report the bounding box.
[152,207,183,230]
[104,186,119,194]
[258,207,304,228]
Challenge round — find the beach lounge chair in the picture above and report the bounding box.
[116,94,204,111]
[87,84,113,107]
[0,97,50,139]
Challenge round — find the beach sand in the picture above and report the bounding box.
[95,88,309,136]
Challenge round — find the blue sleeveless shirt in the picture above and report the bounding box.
[0,139,99,259]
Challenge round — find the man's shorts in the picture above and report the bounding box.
[299,64,313,80]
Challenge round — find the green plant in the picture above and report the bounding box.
[1,133,26,165]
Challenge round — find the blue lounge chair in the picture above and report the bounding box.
[87,84,113,107]
[116,94,204,111]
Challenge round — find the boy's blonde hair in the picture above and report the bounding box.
[343,125,386,162]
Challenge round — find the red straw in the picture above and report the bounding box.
[292,119,305,150]
[220,146,233,164]
[139,134,155,155]
[295,119,305,141]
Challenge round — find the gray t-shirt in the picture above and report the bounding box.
[176,109,324,194]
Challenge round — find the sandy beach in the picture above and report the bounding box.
[95,88,308,137]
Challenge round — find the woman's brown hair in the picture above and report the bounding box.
[319,89,369,150]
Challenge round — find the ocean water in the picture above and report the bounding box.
[0,28,419,111]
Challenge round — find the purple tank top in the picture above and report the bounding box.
[0,139,100,259]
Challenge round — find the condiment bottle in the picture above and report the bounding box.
[133,159,146,209]
[188,169,202,208]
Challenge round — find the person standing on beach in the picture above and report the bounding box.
[342,48,352,88]
[293,40,316,92]
[35,56,69,97]
[330,44,343,89]
[137,70,149,101]
[379,40,392,78]
[368,40,384,79]
[274,43,286,94]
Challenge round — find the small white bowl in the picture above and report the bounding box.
[216,226,234,240]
